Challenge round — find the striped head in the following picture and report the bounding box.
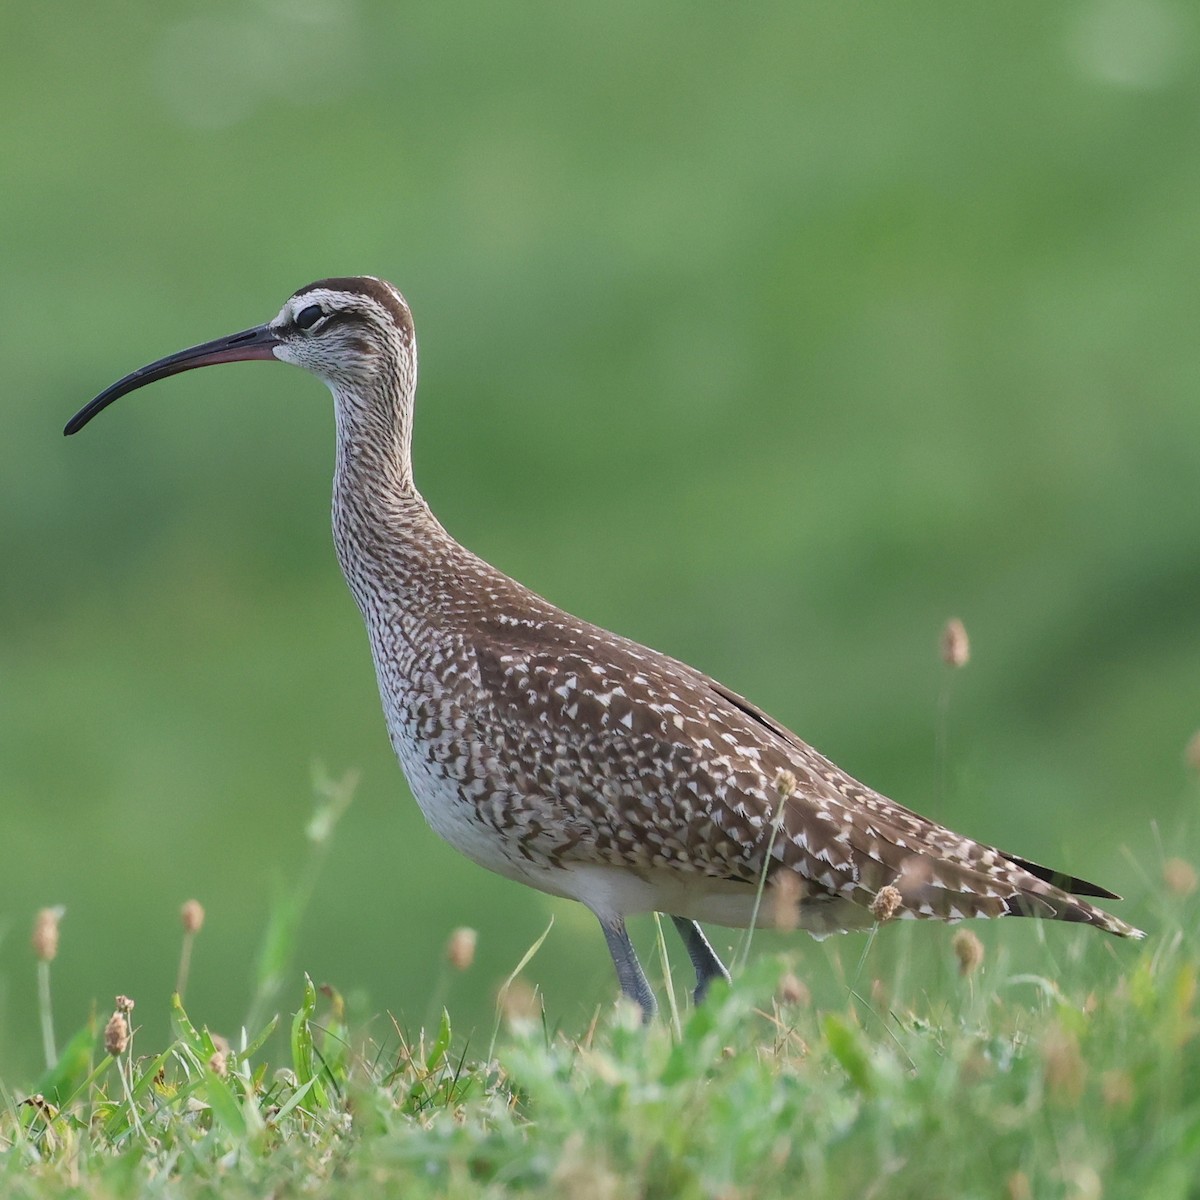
[65,276,417,435]
[272,277,416,393]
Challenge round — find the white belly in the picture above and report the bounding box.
[387,712,587,900]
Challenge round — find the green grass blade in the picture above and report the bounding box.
[28,1018,95,1107]
[426,1008,452,1072]
[201,1069,248,1140]
[290,974,329,1109]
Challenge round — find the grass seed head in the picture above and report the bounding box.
[1101,1068,1134,1109]
[941,618,970,668]
[1041,1022,1086,1104]
[1007,1172,1033,1200]
[31,906,65,963]
[871,885,903,923]
[104,1011,129,1057]
[447,926,478,971]
[1187,730,1200,773]
[180,899,205,934]
[896,855,936,909]
[870,976,889,1011]
[500,978,540,1029]
[319,983,346,1023]
[209,1050,228,1078]
[777,971,810,1007]
[953,929,985,977]
[1164,857,1198,897]
[115,994,135,1014]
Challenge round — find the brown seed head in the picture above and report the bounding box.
[31,907,65,963]
[870,977,888,1011]
[941,618,970,668]
[1101,1068,1134,1109]
[776,972,810,1007]
[180,899,205,934]
[319,984,346,1023]
[1186,730,1200,773]
[1164,857,1198,897]
[774,769,798,800]
[446,926,478,971]
[1007,1172,1033,1200]
[104,1011,129,1057]
[870,885,903,923]
[499,978,540,1028]
[115,994,135,1014]
[896,855,935,908]
[953,929,985,977]
[1041,1022,1085,1104]
[209,1050,228,1078]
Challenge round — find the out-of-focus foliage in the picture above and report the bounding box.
[2,1,1197,1079]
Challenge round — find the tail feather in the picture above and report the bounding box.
[1001,884,1144,939]
[997,851,1142,937]
[1001,853,1121,900]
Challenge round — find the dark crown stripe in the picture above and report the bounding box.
[293,276,413,333]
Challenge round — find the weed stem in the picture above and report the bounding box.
[37,960,57,1070]
[176,931,195,1001]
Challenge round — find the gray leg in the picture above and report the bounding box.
[599,916,656,1022]
[670,916,731,1004]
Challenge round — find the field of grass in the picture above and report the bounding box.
[3,775,1198,1199]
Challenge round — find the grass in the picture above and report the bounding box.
[4,662,1196,1197]
[2,827,1198,1197]
[2,926,1199,1198]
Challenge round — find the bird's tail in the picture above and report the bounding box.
[874,849,1145,939]
[1000,883,1144,939]
[996,852,1143,938]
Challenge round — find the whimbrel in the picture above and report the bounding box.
[66,276,1142,1018]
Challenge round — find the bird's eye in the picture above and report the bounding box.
[295,304,325,331]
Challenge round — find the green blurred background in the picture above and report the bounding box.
[3,1,1198,1078]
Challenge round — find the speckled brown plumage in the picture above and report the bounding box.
[68,275,1144,1019]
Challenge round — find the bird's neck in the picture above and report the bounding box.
[332,374,415,490]
[330,382,457,604]
[327,376,542,651]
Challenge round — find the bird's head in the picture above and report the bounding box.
[65,276,416,435]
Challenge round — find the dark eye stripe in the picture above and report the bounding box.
[295,304,324,330]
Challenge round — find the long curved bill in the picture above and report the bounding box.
[64,324,281,436]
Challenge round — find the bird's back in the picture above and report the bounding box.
[359,539,1141,940]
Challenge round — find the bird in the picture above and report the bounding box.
[66,276,1143,1019]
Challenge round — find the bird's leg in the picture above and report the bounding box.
[670,916,732,1004]
[599,916,657,1023]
